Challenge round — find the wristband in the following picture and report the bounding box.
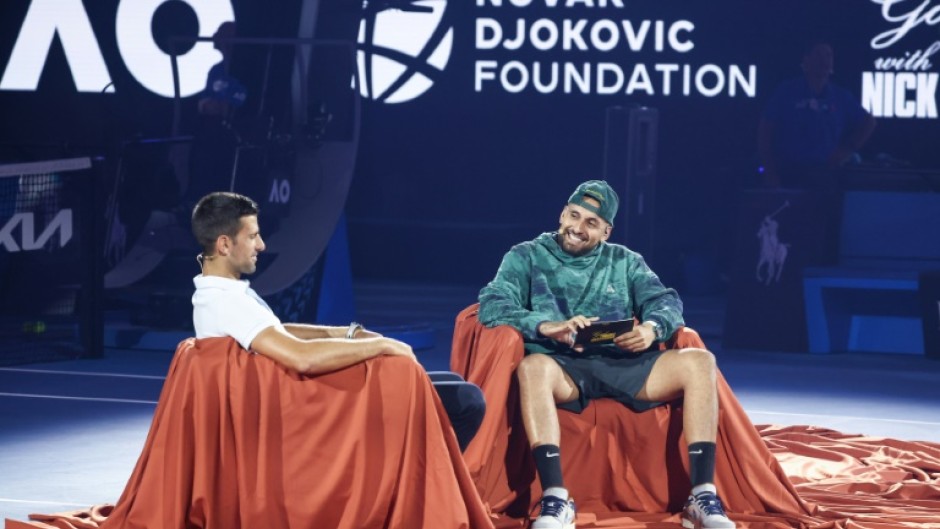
[345,321,363,339]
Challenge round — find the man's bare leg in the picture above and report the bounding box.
[517,353,580,447]
[636,347,718,444]
[516,353,580,529]
[637,347,735,528]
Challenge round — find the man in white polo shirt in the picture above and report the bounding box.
[191,191,485,450]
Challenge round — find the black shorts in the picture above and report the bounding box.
[534,349,668,414]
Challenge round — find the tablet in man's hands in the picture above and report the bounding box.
[574,320,634,345]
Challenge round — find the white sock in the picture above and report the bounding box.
[543,486,569,501]
[692,483,716,496]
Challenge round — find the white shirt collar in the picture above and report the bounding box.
[193,274,251,292]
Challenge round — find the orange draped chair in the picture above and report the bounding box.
[6,337,494,529]
[450,304,817,529]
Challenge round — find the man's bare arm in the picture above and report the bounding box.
[250,325,415,375]
[282,323,382,340]
[281,323,346,340]
[283,323,382,340]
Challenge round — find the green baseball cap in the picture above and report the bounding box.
[568,180,619,225]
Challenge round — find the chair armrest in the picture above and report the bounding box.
[662,325,706,350]
[451,303,526,380]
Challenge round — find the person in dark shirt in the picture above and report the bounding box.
[186,22,247,208]
[197,22,247,120]
[758,40,876,191]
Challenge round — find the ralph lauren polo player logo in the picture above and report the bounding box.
[756,201,791,286]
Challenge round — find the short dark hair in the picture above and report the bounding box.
[191,192,259,256]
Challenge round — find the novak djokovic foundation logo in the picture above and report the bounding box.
[473,0,756,97]
[357,1,454,104]
[358,0,759,102]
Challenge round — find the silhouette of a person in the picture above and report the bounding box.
[197,22,246,121]
[758,39,876,192]
[186,21,247,208]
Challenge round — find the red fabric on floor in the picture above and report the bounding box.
[760,424,940,529]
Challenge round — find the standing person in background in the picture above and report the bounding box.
[185,22,247,208]
[758,39,876,192]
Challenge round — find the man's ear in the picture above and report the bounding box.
[603,225,612,240]
[215,235,230,256]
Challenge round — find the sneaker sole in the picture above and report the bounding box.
[681,517,736,529]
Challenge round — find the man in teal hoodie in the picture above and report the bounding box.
[478,180,734,529]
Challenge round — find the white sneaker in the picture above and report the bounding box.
[681,490,735,529]
[531,495,576,529]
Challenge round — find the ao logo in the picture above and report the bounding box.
[0,0,234,97]
[357,1,453,104]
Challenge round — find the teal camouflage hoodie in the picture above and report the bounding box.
[478,232,684,354]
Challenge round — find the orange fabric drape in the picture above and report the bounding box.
[760,424,940,529]
[6,337,495,529]
[451,303,940,529]
[10,315,940,529]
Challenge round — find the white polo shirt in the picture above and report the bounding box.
[192,275,282,350]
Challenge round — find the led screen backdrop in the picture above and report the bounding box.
[1,0,937,285]
[347,0,940,283]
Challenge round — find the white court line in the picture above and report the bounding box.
[748,409,940,426]
[0,498,91,507]
[0,392,157,405]
[0,368,164,380]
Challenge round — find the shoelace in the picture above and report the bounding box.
[694,492,727,516]
[539,496,568,518]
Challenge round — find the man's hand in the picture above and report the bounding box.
[355,329,382,340]
[538,316,599,352]
[613,322,657,353]
[376,337,418,362]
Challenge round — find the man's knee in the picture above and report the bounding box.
[680,348,717,377]
[517,353,561,384]
[373,354,428,381]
